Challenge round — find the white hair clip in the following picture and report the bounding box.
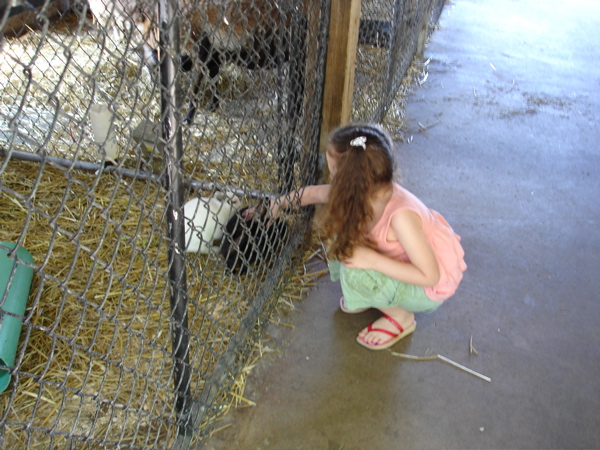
[350,136,367,150]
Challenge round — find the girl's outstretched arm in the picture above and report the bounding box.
[269,184,330,218]
[243,185,330,221]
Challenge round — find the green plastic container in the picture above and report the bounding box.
[0,242,34,393]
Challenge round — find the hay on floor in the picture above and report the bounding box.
[0,155,318,447]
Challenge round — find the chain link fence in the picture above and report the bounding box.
[353,0,446,125]
[1,0,328,447]
[0,0,444,447]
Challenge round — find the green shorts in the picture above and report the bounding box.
[329,259,442,313]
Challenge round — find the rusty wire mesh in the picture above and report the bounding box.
[0,0,444,447]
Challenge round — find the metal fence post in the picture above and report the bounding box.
[157,0,192,439]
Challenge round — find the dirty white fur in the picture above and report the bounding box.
[184,191,241,254]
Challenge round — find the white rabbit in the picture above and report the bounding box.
[184,191,241,254]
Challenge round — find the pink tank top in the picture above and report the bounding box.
[368,184,467,301]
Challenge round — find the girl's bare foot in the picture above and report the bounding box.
[357,307,415,347]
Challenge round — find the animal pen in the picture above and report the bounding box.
[0,0,445,447]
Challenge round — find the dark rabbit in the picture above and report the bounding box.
[220,201,288,274]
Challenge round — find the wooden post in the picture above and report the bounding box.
[319,0,361,158]
[417,10,430,58]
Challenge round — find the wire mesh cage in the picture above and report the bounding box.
[0,0,329,446]
[0,0,446,446]
[353,0,447,124]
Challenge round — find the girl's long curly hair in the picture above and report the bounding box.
[324,123,396,260]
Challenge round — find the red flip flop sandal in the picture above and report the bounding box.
[356,314,416,350]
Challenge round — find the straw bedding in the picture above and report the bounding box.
[0,158,323,447]
[0,160,174,446]
[0,12,317,446]
[0,5,424,446]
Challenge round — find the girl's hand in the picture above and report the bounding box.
[264,197,284,227]
[342,246,378,270]
[268,197,283,221]
[241,198,283,226]
[241,206,256,220]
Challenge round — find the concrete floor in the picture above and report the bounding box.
[204,1,600,448]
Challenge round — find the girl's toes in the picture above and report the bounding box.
[369,333,384,346]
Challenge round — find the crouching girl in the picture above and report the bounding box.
[267,123,467,350]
